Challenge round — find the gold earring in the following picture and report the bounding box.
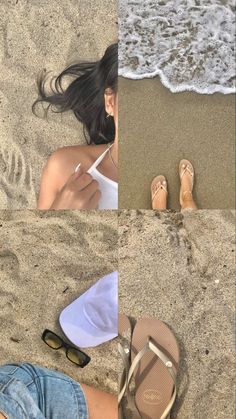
[106,113,112,118]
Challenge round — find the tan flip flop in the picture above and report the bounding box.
[118,314,133,419]
[127,318,179,419]
[151,175,168,209]
[179,159,195,206]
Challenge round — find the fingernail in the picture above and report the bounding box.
[75,163,81,173]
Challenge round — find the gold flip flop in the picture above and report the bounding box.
[126,318,179,419]
[151,175,168,209]
[179,159,195,206]
[118,314,134,419]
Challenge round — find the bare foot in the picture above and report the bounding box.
[179,159,197,209]
[151,175,168,210]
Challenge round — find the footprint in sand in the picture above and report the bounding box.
[0,250,20,316]
[0,249,19,274]
[0,141,36,208]
[0,290,18,316]
[0,250,20,282]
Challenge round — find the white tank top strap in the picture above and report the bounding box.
[74,143,117,209]
[88,143,113,172]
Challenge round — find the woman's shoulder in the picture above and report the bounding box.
[48,143,107,171]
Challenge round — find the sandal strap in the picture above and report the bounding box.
[118,342,130,404]
[180,164,193,179]
[127,337,178,419]
[180,165,194,199]
[118,342,142,419]
[152,183,168,201]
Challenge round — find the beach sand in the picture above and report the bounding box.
[0,0,117,209]
[119,210,235,418]
[0,209,235,415]
[0,210,118,393]
[119,77,235,209]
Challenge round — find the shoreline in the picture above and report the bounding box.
[118,73,235,95]
[119,76,235,209]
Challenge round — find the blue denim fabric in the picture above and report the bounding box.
[0,363,88,419]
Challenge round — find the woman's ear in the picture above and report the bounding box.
[104,88,115,116]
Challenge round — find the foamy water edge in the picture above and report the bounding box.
[119,0,236,95]
[118,67,235,94]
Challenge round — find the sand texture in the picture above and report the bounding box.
[119,77,235,209]
[119,210,235,418]
[0,210,118,393]
[0,0,117,209]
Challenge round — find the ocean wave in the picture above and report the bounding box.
[119,0,236,94]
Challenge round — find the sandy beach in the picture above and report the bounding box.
[119,210,235,418]
[0,208,235,416]
[0,0,117,209]
[119,77,235,209]
[0,210,118,393]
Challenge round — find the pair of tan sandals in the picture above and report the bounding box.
[151,159,195,206]
[118,316,179,419]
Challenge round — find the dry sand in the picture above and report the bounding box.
[119,210,235,418]
[0,210,118,393]
[0,0,117,209]
[0,208,235,416]
[119,77,235,209]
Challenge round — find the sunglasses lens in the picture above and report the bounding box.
[44,331,62,349]
[67,348,89,366]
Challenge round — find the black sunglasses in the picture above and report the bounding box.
[41,329,91,368]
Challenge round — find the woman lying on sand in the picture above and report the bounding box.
[33,44,118,210]
[0,363,117,419]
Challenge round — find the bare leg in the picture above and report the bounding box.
[0,385,117,419]
[179,162,197,210]
[181,191,197,209]
[81,384,117,419]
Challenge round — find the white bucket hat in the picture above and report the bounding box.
[59,271,118,348]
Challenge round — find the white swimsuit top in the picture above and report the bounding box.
[86,145,118,209]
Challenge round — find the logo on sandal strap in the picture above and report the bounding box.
[143,389,162,405]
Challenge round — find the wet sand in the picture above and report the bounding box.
[0,0,117,209]
[119,210,235,418]
[0,210,118,393]
[119,77,235,209]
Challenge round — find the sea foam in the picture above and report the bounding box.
[119,0,236,94]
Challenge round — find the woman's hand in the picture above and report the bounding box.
[50,167,101,210]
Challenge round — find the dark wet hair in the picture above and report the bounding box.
[32,43,118,145]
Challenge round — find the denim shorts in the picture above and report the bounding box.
[0,363,88,419]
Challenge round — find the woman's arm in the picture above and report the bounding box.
[37,148,101,210]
